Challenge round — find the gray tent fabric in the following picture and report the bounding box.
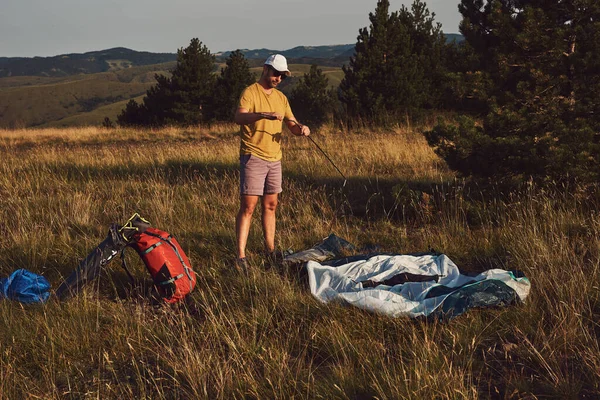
[306,253,530,319]
[283,234,355,265]
[428,278,525,320]
[55,223,127,300]
[55,214,150,301]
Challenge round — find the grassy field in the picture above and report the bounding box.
[0,62,175,128]
[0,124,598,398]
[41,95,147,128]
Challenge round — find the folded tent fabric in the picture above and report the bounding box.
[283,234,355,265]
[55,223,126,300]
[0,269,51,304]
[307,254,530,320]
[55,215,150,301]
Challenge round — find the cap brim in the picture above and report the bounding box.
[265,62,291,77]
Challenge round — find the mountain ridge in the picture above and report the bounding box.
[0,34,464,78]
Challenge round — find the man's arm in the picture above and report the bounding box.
[234,108,283,125]
[285,118,311,136]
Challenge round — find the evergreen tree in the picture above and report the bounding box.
[426,0,600,183]
[289,65,337,128]
[339,0,446,125]
[396,0,447,109]
[441,39,488,113]
[102,117,115,129]
[118,38,215,127]
[205,50,256,122]
[117,99,148,127]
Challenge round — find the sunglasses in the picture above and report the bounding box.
[269,66,287,79]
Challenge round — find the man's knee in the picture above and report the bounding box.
[262,197,278,212]
[240,204,256,217]
[239,196,259,217]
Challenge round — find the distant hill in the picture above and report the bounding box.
[0,62,175,128]
[216,33,464,66]
[445,33,465,43]
[1,34,464,78]
[216,44,355,62]
[0,48,177,78]
[0,45,356,78]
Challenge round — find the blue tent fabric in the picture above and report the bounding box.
[288,235,530,320]
[0,269,51,304]
[307,254,530,319]
[429,279,521,320]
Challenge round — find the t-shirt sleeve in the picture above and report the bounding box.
[238,88,254,111]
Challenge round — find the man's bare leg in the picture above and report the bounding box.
[261,193,278,253]
[236,195,260,259]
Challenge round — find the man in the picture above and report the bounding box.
[234,54,310,269]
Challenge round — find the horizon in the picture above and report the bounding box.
[0,36,462,60]
[1,1,462,58]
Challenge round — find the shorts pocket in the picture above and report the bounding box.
[240,154,252,166]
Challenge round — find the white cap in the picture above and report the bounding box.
[264,54,291,76]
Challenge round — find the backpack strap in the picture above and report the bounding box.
[118,213,151,242]
[157,273,185,286]
[142,231,194,287]
[120,247,136,285]
[141,241,163,255]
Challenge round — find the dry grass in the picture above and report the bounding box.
[0,124,598,399]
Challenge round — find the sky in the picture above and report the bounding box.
[1,0,462,58]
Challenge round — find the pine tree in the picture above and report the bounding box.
[339,0,399,123]
[117,99,148,127]
[339,0,446,125]
[440,37,488,113]
[205,50,256,122]
[102,117,115,129]
[118,38,215,127]
[395,0,446,109]
[289,65,337,128]
[426,0,600,183]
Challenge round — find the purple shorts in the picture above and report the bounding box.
[240,154,282,196]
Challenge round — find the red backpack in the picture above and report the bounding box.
[127,227,196,303]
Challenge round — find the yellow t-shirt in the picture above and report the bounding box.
[238,83,293,161]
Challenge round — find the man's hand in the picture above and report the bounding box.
[300,125,311,136]
[284,117,311,137]
[260,112,283,121]
[234,108,284,125]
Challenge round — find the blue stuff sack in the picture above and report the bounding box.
[0,269,51,304]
